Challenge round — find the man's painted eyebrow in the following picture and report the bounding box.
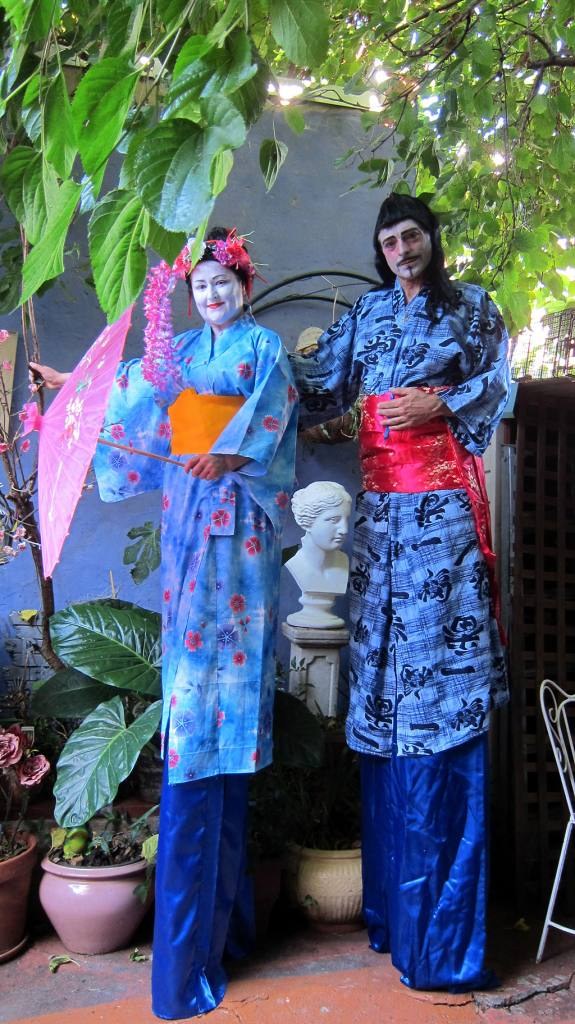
[381,227,422,243]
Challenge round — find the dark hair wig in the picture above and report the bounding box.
[372,194,460,319]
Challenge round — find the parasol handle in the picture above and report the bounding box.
[97,437,185,467]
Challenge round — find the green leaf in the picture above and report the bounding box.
[259,137,288,191]
[123,521,162,584]
[50,601,162,697]
[231,57,270,127]
[0,146,38,222]
[44,72,78,179]
[48,955,80,974]
[166,30,257,117]
[273,691,324,768]
[269,0,329,66]
[548,133,575,174]
[146,220,186,266]
[21,180,81,302]
[24,0,55,42]
[210,148,234,197]
[21,155,59,246]
[201,95,246,149]
[284,106,305,135]
[133,120,217,232]
[72,57,138,177]
[54,697,162,826]
[21,73,42,143]
[1,0,26,33]
[31,669,124,719]
[88,189,148,320]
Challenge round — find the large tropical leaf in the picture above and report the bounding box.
[20,179,81,301]
[54,697,162,826]
[88,189,148,320]
[269,0,329,66]
[133,119,216,232]
[166,31,256,117]
[21,154,59,246]
[44,71,78,179]
[31,668,125,719]
[71,56,138,177]
[50,601,162,697]
[0,146,36,222]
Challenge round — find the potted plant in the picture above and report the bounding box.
[258,717,363,932]
[0,723,50,961]
[39,807,157,954]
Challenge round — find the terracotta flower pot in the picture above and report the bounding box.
[39,856,152,954]
[290,845,364,932]
[0,833,38,963]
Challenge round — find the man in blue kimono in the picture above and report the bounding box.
[292,194,510,992]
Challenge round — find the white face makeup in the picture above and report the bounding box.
[307,504,350,552]
[377,218,433,289]
[191,261,245,335]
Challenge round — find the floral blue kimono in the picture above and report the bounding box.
[292,279,510,993]
[94,312,298,783]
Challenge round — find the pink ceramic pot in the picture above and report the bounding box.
[0,833,38,963]
[39,856,151,954]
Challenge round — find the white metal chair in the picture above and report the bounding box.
[536,679,575,962]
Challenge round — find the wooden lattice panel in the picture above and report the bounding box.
[510,379,575,911]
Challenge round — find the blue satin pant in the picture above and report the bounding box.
[151,771,255,1020]
[360,734,496,992]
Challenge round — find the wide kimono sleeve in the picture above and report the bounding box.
[93,358,171,502]
[290,297,365,429]
[440,290,510,456]
[211,326,297,477]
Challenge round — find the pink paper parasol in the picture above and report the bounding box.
[31,306,136,578]
[25,306,177,579]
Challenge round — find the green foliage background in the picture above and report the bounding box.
[0,0,573,332]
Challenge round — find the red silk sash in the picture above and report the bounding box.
[359,393,505,643]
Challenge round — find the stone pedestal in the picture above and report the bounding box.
[281,622,350,718]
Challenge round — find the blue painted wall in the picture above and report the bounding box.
[1,103,389,675]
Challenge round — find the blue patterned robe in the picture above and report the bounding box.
[292,281,510,758]
[94,313,298,783]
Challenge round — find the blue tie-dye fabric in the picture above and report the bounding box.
[93,313,298,783]
[291,281,510,758]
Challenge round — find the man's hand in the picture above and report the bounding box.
[183,453,250,479]
[377,388,449,430]
[28,361,70,390]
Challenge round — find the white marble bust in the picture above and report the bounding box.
[285,481,352,628]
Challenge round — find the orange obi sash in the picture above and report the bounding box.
[359,393,505,643]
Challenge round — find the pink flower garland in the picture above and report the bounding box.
[141,260,182,391]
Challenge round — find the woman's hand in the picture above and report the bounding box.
[184,453,250,480]
[377,388,449,430]
[28,361,71,390]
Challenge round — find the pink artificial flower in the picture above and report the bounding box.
[0,329,10,343]
[18,401,42,436]
[0,442,9,453]
[262,415,279,432]
[141,261,182,392]
[0,725,26,767]
[229,593,246,613]
[17,753,50,787]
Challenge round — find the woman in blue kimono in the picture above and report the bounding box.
[32,229,298,1019]
[291,194,510,993]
